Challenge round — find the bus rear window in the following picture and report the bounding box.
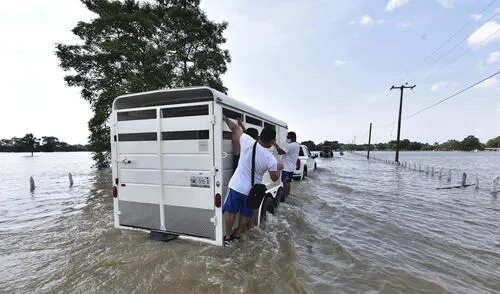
[264,122,275,130]
[162,130,209,140]
[223,108,242,120]
[162,105,209,118]
[246,116,262,126]
[118,132,157,141]
[223,131,232,140]
[117,110,156,121]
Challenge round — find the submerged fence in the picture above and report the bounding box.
[29,173,74,192]
[349,151,499,195]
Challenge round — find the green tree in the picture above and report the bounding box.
[22,133,39,156]
[56,0,230,168]
[301,140,317,151]
[330,141,340,150]
[460,135,482,151]
[41,136,60,152]
[486,136,500,148]
[440,139,460,151]
[399,139,411,150]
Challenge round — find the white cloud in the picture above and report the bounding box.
[348,20,355,25]
[360,15,386,25]
[386,0,409,11]
[467,21,500,47]
[430,81,448,92]
[473,76,500,89]
[396,21,412,30]
[437,0,456,8]
[334,59,347,67]
[470,14,482,21]
[487,51,500,64]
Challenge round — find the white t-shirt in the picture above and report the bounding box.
[229,134,277,195]
[281,142,300,172]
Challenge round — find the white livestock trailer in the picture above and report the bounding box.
[111,87,287,246]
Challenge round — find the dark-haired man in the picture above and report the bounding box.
[223,117,283,245]
[274,131,300,200]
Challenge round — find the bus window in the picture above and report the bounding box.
[223,108,243,120]
[246,115,262,126]
[264,122,275,130]
[162,105,209,118]
[117,109,156,121]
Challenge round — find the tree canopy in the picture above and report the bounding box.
[0,135,89,153]
[56,0,231,168]
[21,133,39,156]
[486,136,500,148]
[302,135,496,152]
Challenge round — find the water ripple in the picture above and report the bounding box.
[0,152,499,293]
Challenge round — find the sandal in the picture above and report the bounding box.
[223,236,234,246]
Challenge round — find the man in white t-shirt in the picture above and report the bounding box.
[274,132,300,200]
[223,117,283,245]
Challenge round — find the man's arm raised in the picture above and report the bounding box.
[237,118,247,133]
[274,142,287,155]
[224,116,244,142]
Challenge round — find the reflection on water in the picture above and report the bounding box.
[0,151,499,293]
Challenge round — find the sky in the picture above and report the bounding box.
[0,0,499,145]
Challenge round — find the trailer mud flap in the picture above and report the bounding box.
[164,205,215,239]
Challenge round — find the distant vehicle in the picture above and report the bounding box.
[320,146,334,158]
[110,86,288,246]
[294,145,317,180]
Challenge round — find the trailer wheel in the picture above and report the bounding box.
[260,196,274,222]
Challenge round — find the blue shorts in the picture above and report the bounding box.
[281,171,294,183]
[223,188,253,217]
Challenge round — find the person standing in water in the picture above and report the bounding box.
[274,132,300,200]
[223,117,283,245]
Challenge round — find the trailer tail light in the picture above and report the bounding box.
[296,159,301,170]
[215,193,222,208]
[112,186,118,198]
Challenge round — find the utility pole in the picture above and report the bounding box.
[390,84,415,163]
[367,122,372,159]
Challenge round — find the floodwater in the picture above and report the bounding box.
[1,151,499,293]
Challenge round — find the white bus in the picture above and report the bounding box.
[111,86,287,246]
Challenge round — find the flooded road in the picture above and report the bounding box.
[1,151,499,293]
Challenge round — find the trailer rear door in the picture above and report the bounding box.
[115,102,216,239]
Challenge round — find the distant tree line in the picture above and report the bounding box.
[0,134,90,155]
[301,135,500,152]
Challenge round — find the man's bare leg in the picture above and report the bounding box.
[224,212,235,239]
[236,216,251,237]
[284,182,291,197]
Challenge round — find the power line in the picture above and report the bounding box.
[421,26,500,81]
[360,1,498,143]
[403,0,498,81]
[413,9,500,82]
[404,70,500,120]
[372,70,499,129]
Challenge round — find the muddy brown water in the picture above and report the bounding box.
[1,151,499,293]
